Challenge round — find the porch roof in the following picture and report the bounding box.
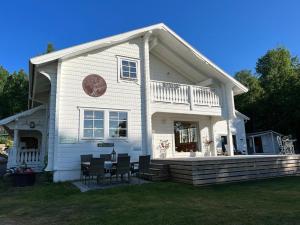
[0,105,46,126]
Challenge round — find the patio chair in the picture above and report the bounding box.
[110,156,130,183]
[82,158,105,184]
[80,154,93,181]
[118,153,128,157]
[100,154,112,161]
[134,155,150,180]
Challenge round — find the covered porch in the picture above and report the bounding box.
[0,105,48,171]
[151,112,236,159]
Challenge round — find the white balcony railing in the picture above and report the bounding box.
[150,80,221,108]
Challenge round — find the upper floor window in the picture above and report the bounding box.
[83,110,104,139]
[118,56,139,81]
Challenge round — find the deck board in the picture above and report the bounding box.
[152,155,300,186]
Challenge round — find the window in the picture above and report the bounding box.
[109,111,128,138]
[118,57,139,80]
[174,121,199,152]
[83,110,104,139]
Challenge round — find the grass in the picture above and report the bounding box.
[0,177,300,225]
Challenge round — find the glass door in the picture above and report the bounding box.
[174,121,199,153]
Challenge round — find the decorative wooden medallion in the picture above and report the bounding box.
[82,74,107,97]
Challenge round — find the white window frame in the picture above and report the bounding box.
[79,108,105,140]
[79,107,129,141]
[117,56,140,83]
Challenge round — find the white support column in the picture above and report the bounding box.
[225,84,236,156]
[143,31,152,156]
[209,116,217,156]
[188,85,194,110]
[10,129,19,167]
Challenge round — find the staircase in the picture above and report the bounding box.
[142,161,170,181]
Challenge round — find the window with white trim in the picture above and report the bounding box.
[83,110,104,139]
[109,111,128,138]
[118,57,138,80]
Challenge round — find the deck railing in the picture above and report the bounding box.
[17,149,41,164]
[150,80,221,108]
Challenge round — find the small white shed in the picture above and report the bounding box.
[246,130,282,155]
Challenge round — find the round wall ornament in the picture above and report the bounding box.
[82,74,107,97]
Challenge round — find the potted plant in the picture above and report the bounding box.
[6,162,36,187]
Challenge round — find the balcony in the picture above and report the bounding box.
[150,80,222,115]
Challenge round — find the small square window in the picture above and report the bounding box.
[119,57,138,81]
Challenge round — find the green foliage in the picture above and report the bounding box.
[46,43,55,53]
[235,47,300,148]
[0,68,28,119]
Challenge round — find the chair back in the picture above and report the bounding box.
[100,154,111,161]
[116,156,130,174]
[139,155,150,174]
[81,154,93,163]
[90,158,105,176]
[118,153,128,157]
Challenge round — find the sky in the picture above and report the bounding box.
[1,0,300,76]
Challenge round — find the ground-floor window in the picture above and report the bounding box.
[174,121,199,152]
[221,135,227,153]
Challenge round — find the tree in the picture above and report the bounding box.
[46,43,55,53]
[0,69,28,119]
[0,66,9,93]
[234,70,264,131]
[235,47,300,151]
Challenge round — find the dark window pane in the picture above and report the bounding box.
[109,120,119,129]
[84,111,93,119]
[109,112,118,120]
[94,111,103,119]
[94,120,103,128]
[84,129,93,137]
[122,66,129,72]
[130,67,136,73]
[109,128,118,137]
[119,121,127,128]
[129,61,136,67]
[122,71,129,77]
[84,120,93,128]
[94,129,104,138]
[119,112,127,120]
[119,129,127,137]
[122,60,129,66]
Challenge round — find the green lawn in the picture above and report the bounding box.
[0,177,300,225]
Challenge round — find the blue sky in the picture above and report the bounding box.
[1,0,300,76]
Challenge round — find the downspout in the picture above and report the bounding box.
[143,31,152,156]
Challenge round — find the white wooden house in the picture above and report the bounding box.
[0,24,249,181]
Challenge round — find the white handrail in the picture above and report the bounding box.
[150,80,221,107]
[17,149,41,163]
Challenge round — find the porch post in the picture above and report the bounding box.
[209,116,217,156]
[225,84,235,156]
[143,31,152,156]
[11,129,19,167]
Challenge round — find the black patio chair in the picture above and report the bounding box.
[82,158,105,184]
[80,154,93,181]
[110,156,130,183]
[134,155,150,180]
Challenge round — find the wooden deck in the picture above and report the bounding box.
[151,155,300,186]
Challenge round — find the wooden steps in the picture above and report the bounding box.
[141,162,170,181]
